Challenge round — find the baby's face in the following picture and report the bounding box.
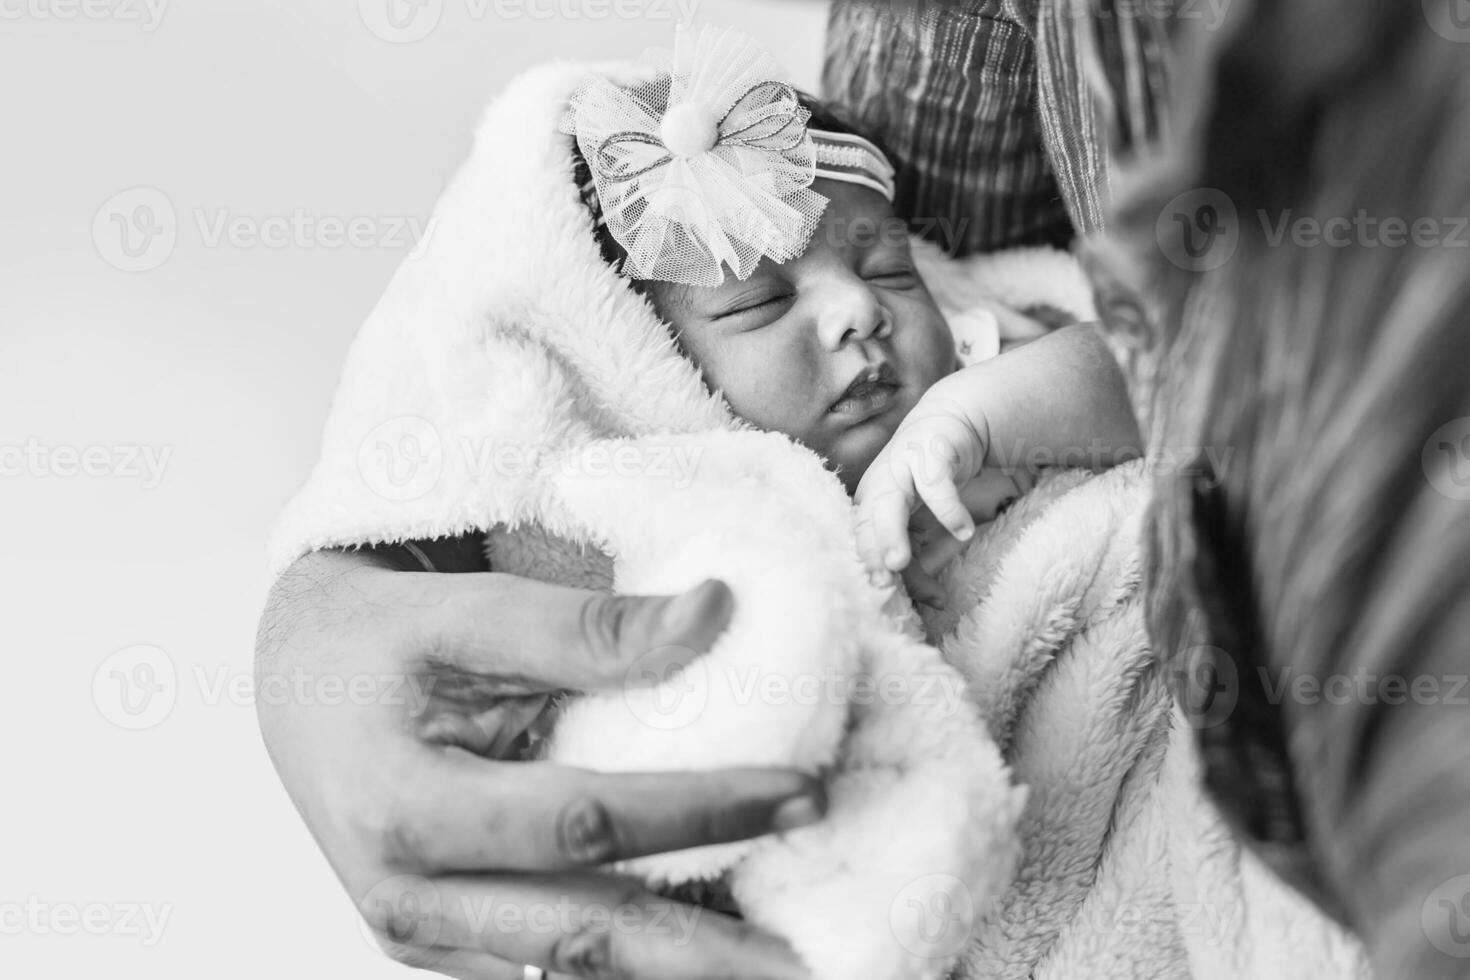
[649,179,957,490]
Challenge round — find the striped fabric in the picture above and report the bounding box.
[822,0,1174,256]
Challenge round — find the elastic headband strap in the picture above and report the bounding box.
[810,129,896,201]
[578,129,895,231]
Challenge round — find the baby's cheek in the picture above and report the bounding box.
[673,324,816,437]
[889,292,948,356]
[908,308,959,387]
[718,356,823,442]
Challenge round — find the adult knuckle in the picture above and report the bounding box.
[358,874,443,949]
[580,594,633,667]
[358,889,407,938]
[552,884,646,979]
[379,806,433,870]
[556,793,622,864]
[551,925,625,979]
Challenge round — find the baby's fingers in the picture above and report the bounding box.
[901,559,948,610]
[855,452,919,573]
[916,530,970,579]
[855,484,916,573]
[913,472,975,547]
[888,410,981,547]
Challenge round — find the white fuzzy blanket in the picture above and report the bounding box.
[269,59,1370,980]
[926,463,1369,979]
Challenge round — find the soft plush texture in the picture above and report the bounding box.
[270,57,1369,980]
[926,461,1370,979]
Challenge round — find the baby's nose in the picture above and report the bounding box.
[818,292,891,349]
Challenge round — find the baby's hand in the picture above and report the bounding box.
[854,374,991,578]
[888,469,1028,607]
[856,324,1143,600]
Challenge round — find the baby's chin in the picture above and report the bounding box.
[829,415,902,493]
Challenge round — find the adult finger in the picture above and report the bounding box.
[382,872,810,980]
[371,938,527,980]
[390,572,736,693]
[378,754,826,874]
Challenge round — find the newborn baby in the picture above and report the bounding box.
[577,106,1139,603]
[269,31,1155,979]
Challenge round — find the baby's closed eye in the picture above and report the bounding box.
[859,261,920,289]
[712,288,795,321]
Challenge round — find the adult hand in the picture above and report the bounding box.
[255,546,822,980]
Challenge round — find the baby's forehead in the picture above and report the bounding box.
[823,178,899,220]
[814,178,903,232]
[647,180,909,316]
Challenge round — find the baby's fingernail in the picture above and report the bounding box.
[884,547,906,570]
[957,525,974,542]
[772,790,827,832]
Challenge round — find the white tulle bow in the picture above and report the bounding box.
[562,26,827,287]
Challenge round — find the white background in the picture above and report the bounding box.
[0,1,826,976]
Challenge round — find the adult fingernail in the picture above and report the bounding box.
[661,579,731,640]
[771,789,827,832]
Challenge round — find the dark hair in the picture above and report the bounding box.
[569,90,889,274]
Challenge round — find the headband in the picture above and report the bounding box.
[562,26,897,287]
